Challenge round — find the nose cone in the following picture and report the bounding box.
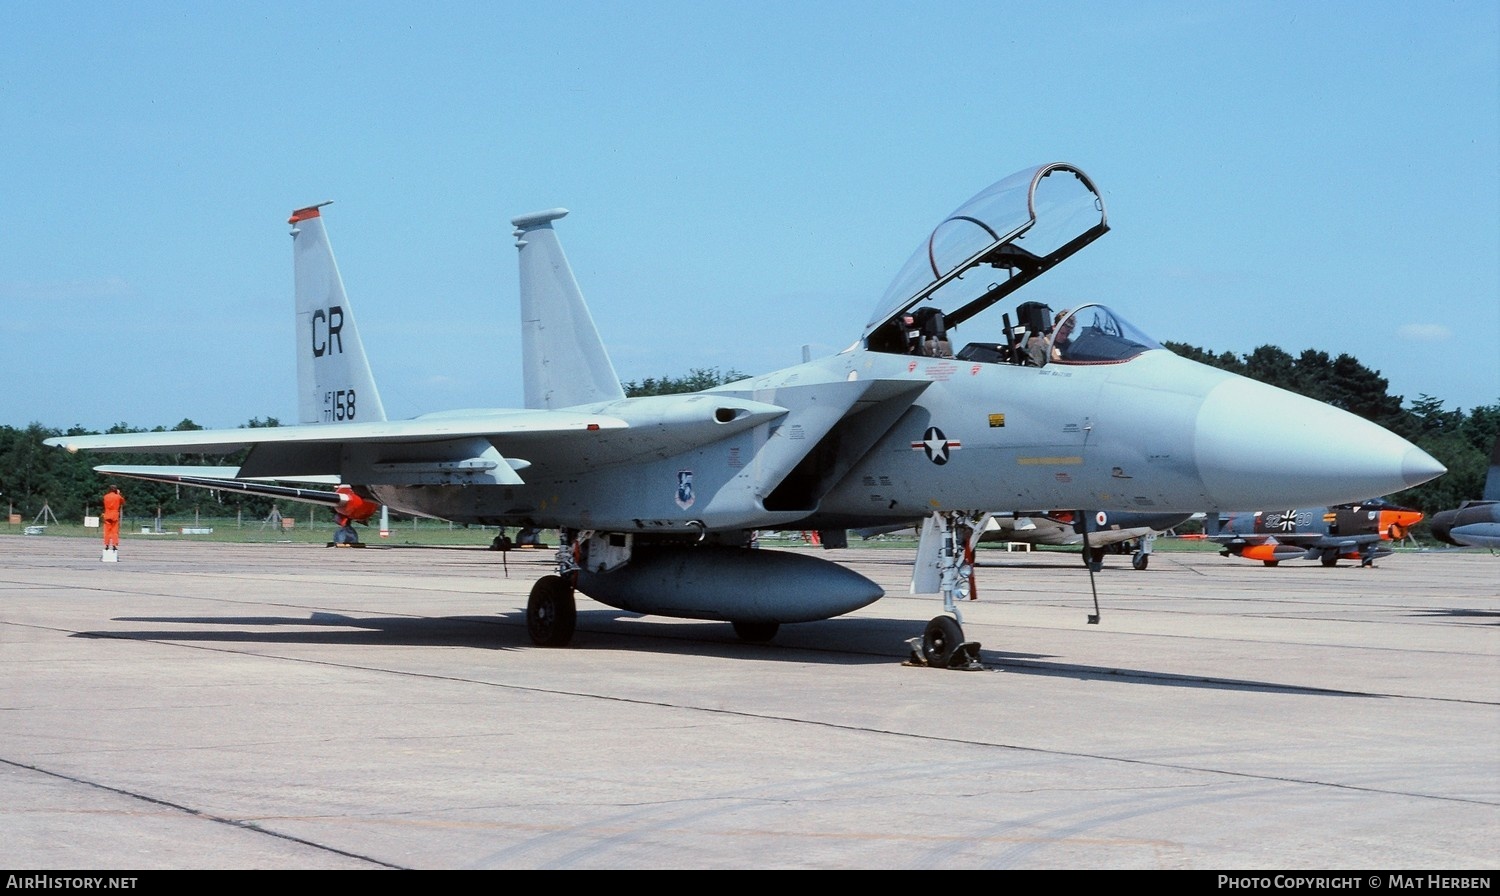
[1193,375,1445,509]
[1388,509,1425,528]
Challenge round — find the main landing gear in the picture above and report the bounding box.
[527,574,577,647]
[906,512,983,670]
[525,534,582,647]
[1082,532,1155,570]
[327,518,364,548]
[1131,530,1157,569]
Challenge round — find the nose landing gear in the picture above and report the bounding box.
[905,512,983,670]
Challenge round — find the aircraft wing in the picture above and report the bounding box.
[974,513,1075,546]
[1308,537,1379,553]
[47,411,627,455]
[973,510,1188,548]
[1209,532,1383,549]
[46,398,789,484]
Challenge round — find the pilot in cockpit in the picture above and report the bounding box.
[1024,325,1050,366]
[1050,309,1075,362]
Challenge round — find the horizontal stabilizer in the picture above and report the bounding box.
[94,465,345,507]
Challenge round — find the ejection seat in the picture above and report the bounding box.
[912,306,952,358]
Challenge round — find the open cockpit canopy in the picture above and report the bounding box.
[863,163,1109,354]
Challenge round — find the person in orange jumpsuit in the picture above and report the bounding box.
[101,485,125,553]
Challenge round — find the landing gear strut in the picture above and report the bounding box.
[1083,546,1106,572]
[906,512,983,670]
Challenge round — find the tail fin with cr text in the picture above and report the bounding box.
[289,202,387,425]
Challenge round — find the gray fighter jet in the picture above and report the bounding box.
[48,162,1445,666]
[972,509,1193,571]
[860,509,1192,570]
[1429,437,1500,549]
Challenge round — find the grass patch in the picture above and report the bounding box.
[3,517,509,547]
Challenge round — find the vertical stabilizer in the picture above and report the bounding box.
[512,209,625,409]
[289,203,387,425]
[1484,437,1500,502]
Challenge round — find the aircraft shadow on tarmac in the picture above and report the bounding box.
[76,611,1382,695]
[1408,608,1500,623]
[83,610,918,665]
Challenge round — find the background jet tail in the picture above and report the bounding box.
[1483,437,1500,502]
[289,203,387,425]
[512,209,625,410]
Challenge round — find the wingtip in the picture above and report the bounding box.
[510,208,569,229]
[288,200,334,225]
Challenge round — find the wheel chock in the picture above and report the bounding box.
[902,637,984,670]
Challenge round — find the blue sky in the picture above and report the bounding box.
[3,1,1497,431]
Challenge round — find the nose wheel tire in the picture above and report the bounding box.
[527,575,577,647]
[922,615,965,668]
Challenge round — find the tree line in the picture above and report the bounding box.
[0,417,283,525]
[1163,343,1498,517]
[3,358,1495,534]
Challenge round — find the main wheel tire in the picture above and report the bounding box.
[922,615,964,668]
[732,620,779,642]
[1321,554,1338,567]
[527,575,577,647]
[1263,560,1279,567]
[333,525,359,545]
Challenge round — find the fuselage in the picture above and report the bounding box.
[366,343,1441,534]
[1213,502,1423,542]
